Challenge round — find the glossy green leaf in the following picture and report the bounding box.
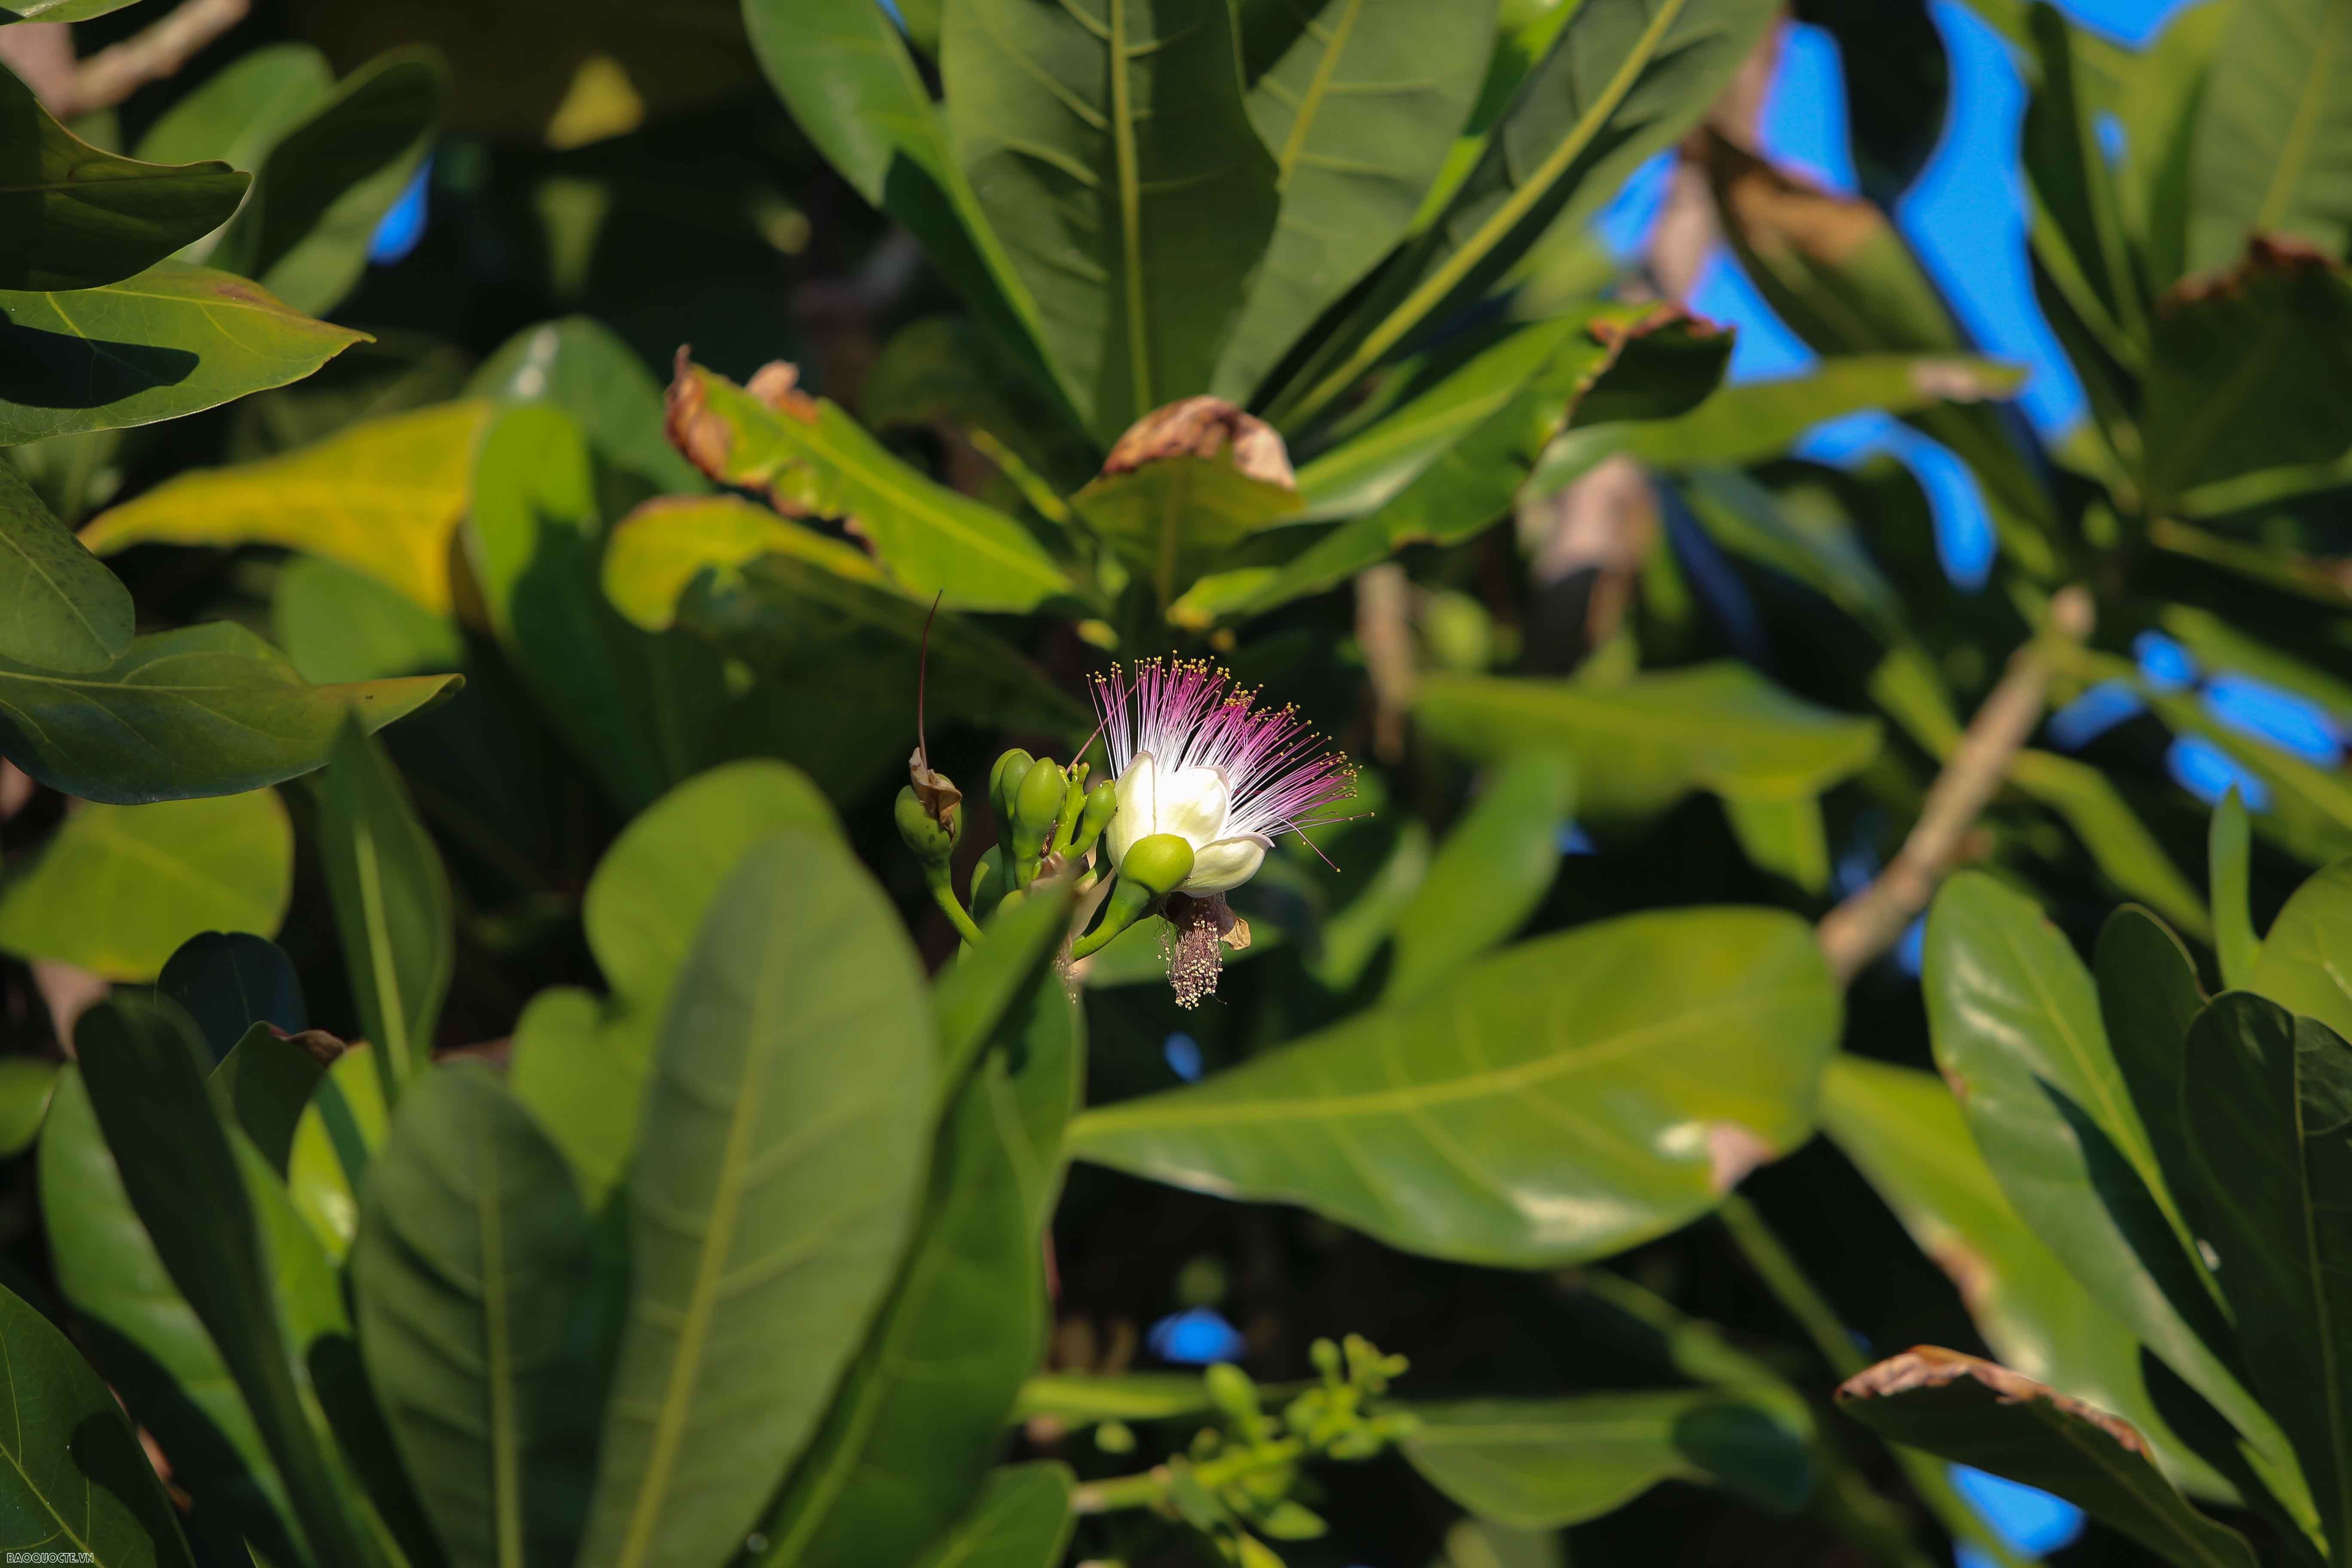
[932,879,1081,1093]
[576,833,933,1568]
[1276,0,1777,425]
[0,0,144,18]
[746,0,1069,419]
[1415,664,1881,822]
[0,790,291,981]
[943,0,1280,440]
[471,316,703,491]
[211,1023,329,1176]
[1210,0,1498,403]
[906,1464,1075,1568]
[1069,907,1838,1266]
[2188,0,2352,270]
[159,931,307,1062]
[0,1275,196,1567]
[752,948,1081,1565]
[76,995,385,1568]
[2095,908,2209,1224]
[285,1044,387,1261]
[0,62,247,291]
[1923,873,2304,1513]
[82,399,492,616]
[1837,1348,2256,1568]
[1073,447,1302,611]
[2180,994,2352,1555]
[0,621,454,804]
[273,554,465,686]
[0,456,130,671]
[134,44,334,186]
[1403,1391,1812,1528]
[352,1063,608,1568]
[313,719,450,1098]
[0,1057,55,1156]
[40,1067,304,1565]
[663,358,1074,612]
[511,760,839,1204]
[2250,857,2352,1040]
[209,48,446,317]
[1386,749,1574,1002]
[0,261,365,445]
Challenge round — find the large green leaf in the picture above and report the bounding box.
[209,48,447,317]
[2251,857,2352,1040]
[2019,3,2148,375]
[752,947,1081,1565]
[1414,664,1881,822]
[1274,0,1777,425]
[134,44,336,186]
[1837,1348,2257,1568]
[471,316,704,492]
[2006,750,2211,941]
[1402,1391,1812,1528]
[212,1023,329,1176]
[1068,907,1838,1266]
[509,760,838,1204]
[273,554,465,685]
[0,621,455,805]
[1385,748,1574,1002]
[905,1464,1075,1568]
[81,399,492,616]
[313,720,451,1099]
[76,996,386,1568]
[576,832,933,1568]
[0,62,248,291]
[352,1063,608,1568]
[0,0,144,18]
[161,931,306,1062]
[931,880,1081,1093]
[2188,0,2352,270]
[663,358,1074,612]
[0,261,365,445]
[0,790,291,981]
[40,1068,300,1566]
[1072,444,1302,612]
[942,0,1280,440]
[0,1276,196,1567]
[0,458,131,671]
[2094,908,2209,1234]
[1923,873,2306,1513]
[0,1058,55,1156]
[1210,0,1497,403]
[2180,994,2352,1555]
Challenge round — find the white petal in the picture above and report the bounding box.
[1107,751,1157,870]
[1154,763,1233,847]
[1185,833,1271,894]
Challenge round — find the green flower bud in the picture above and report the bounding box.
[989,747,1034,828]
[1071,778,1118,857]
[894,785,956,867]
[1008,755,1068,880]
[1117,832,1194,898]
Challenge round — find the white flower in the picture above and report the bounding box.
[1091,659,1356,896]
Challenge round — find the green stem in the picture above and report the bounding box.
[1069,888,1132,960]
[930,877,986,946]
[1718,1196,2037,1568]
[1072,1439,1304,1516]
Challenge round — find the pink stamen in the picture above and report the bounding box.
[1089,659,1359,845]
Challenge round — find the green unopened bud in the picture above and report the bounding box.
[1205,1362,1259,1424]
[1118,832,1195,898]
[894,785,957,867]
[1072,778,1117,857]
[1009,756,1068,882]
[989,747,1034,828]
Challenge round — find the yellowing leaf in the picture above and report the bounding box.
[81,400,493,613]
[601,494,894,632]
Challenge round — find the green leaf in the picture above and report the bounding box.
[1012,1372,1218,1425]
[352,1063,609,1568]
[1819,1056,2205,1483]
[0,62,248,291]
[285,1045,387,1261]
[0,1057,55,1156]
[2113,0,2230,289]
[1385,748,1574,1002]
[209,48,447,317]
[211,1023,330,1176]
[906,1464,1075,1568]
[159,931,307,1062]
[576,833,934,1568]
[1402,1391,1812,1529]
[1072,445,1302,612]
[2250,857,2352,1040]
[313,719,451,1099]
[82,400,493,616]
[471,316,704,492]
[2095,908,2210,1229]
[40,1067,305,1565]
[0,789,291,981]
[0,620,455,804]
[2020,3,2148,371]
[2180,994,2352,1554]
[745,0,1072,420]
[1415,664,1881,822]
[2006,750,2212,942]
[1211,0,1498,404]
[600,494,898,634]
[0,427,131,670]
[76,996,386,1568]
[0,261,366,445]
[2143,243,2352,506]
[1276,0,1777,425]
[1836,1348,2257,1568]
[0,0,144,18]
[134,43,335,186]
[2187,0,2352,270]
[1305,819,1430,992]
[751,949,1081,1565]
[1923,873,2306,1516]
[0,1275,197,1567]
[511,760,839,1204]
[663,358,1075,612]
[1721,790,1831,894]
[932,879,1082,1091]
[273,554,465,686]
[861,314,1097,496]
[943,0,1280,440]
[1068,907,1838,1267]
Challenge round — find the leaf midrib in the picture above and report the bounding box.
[2254,2,2352,236]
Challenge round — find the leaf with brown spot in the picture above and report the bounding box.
[1073,397,1303,612]
[1838,1347,2256,1568]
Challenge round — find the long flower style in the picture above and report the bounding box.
[1089,658,1358,895]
